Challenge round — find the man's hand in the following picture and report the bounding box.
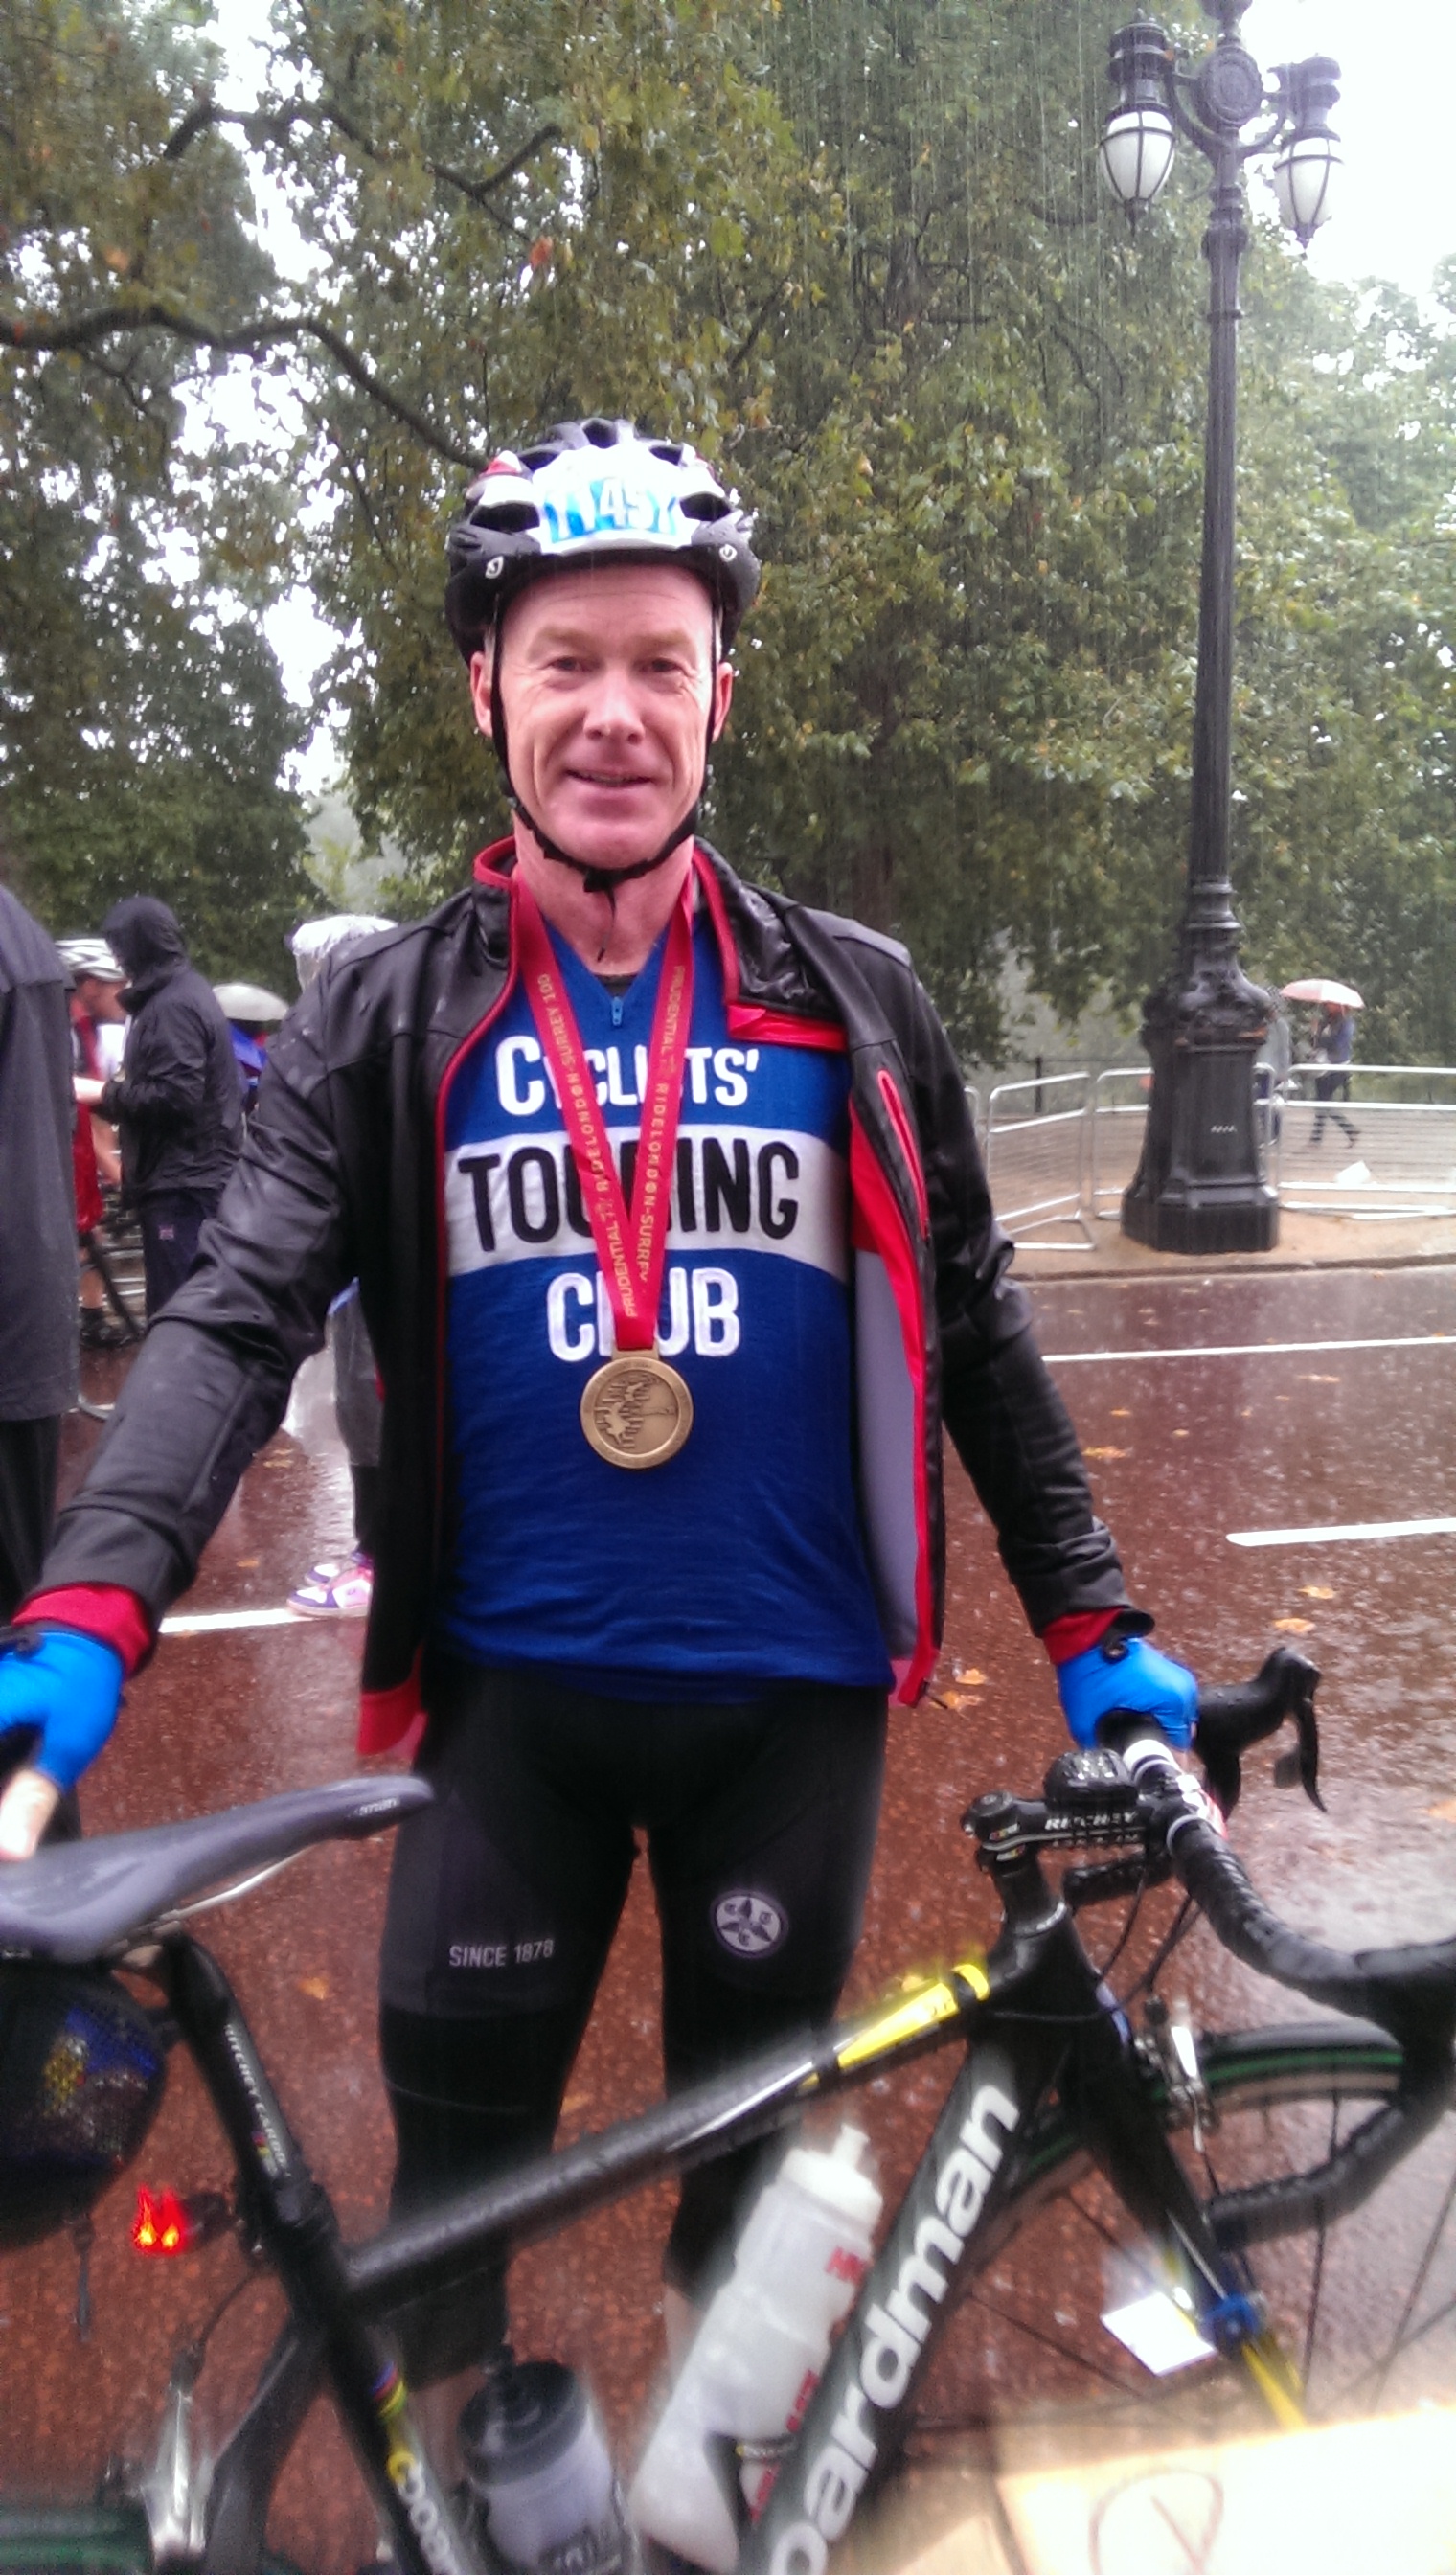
[0,1629,124,1859]
[1057,1629,1197,1751]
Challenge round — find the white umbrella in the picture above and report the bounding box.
[1280,978,1363,1010]
[214,980,290,1024]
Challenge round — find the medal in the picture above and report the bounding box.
[515,872,695,1469]
[579,1352,694,1469]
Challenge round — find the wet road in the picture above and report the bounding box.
[3,1262,1454,2564]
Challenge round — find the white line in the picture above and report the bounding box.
[1043,1333,1454,1365]
[159,1607,312,1636]
[1227,1517,1456,1549]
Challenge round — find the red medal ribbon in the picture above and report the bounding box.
[514,871,695,1354]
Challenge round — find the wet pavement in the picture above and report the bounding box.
[2,1260,1454,2566]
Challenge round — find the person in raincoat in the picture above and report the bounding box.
[99,898,242,1313]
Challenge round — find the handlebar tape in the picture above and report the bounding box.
[1160,1808,1456,2061]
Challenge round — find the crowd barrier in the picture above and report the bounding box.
[973,1060,1456,1237]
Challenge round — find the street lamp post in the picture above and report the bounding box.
[1101,2,1340,1254]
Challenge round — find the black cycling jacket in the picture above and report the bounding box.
[39,844,1131,1737]
[100,898,242,1204]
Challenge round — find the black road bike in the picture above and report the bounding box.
[1,1646,1454,2575]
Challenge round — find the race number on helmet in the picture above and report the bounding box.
[444,417,760,658]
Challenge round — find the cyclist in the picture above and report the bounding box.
[0,420,1195,2395]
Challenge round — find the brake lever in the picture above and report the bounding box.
[1272,1675,1325,1812]
[1193,1646,1323,1819]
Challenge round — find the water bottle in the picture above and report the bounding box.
[458,2354,631,2575]
[626,2128,882,2574]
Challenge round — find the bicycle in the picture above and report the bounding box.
[0,1644,1453,2575]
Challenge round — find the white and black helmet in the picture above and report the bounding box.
[56,937,125,982]
[444,417,760,661]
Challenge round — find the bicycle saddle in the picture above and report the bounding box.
[0,1777,433,1964]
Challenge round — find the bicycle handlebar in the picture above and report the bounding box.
[964,1647,1456,2062]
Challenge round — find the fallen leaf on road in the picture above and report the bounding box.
[1273,1616,1315,1634]
[1426,1799,1456,1823]
[953,1667,988,1688]
[236,1557,260,1570]
[1298,1374,1342,1383]
[1110,1408,1131,1419]
[1083,1446,1129,1461]
[1300,1584,1336,1601]
[297,1976,330,2000]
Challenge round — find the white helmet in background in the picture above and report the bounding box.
[56,937,125,983]
[289,915,396,992]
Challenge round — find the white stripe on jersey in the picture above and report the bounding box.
[444,1124,848,1282]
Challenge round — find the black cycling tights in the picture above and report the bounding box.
[378,1656,887,2381]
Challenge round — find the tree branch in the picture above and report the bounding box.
[162,88,562,219]
[1,302,483,468]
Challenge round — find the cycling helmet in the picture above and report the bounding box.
[444,418,759,662]
[444,420,760,900]
[0,1965,169,2250]
[289,915,396,993]
[56,938,125,983]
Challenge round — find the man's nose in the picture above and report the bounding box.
[581,663,644,734]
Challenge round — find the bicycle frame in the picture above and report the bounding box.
[150,1832,1302,2575]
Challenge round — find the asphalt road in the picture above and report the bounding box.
[3,1261,1453,2565]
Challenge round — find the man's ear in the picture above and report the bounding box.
[469,649,494,741]
[708,656,735,745]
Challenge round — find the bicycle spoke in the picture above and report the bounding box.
[967,2290,1139,2395]
[1367,2148,1456,2408]
[1298,2094,1340,2391]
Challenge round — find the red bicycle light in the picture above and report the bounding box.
[132,2186,230,2256]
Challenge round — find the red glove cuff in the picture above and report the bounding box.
[14,1585,153,1677]
[1041,1607,1124,1669]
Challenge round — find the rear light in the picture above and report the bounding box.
[132,2185,230,2255]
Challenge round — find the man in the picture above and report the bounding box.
[0,887,78,1624]
[57,937,132,1349]
[1309,1001,1358,1150]
[0,422,1194,2381]
[98,896,243,1313]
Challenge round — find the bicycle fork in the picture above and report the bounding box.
[164,1935,489,2575]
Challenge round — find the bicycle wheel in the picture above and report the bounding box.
[902,2020,1456,2446]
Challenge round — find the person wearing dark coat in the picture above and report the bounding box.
[0,887,78,1618]
[99,898,243,1315]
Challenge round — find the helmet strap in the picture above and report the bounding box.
[488,628,719,932]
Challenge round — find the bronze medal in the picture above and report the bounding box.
[580,1351,694,1470]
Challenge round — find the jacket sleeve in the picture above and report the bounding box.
[36,986,354,1622]
[899,977,1134,1633]
[112,994,213,1136]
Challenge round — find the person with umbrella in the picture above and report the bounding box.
[1281,978,1362,1151]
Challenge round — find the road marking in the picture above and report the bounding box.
[160,1607,312,1635]
[1227,1517,1456,1549]
[1044,1333,1453,1365]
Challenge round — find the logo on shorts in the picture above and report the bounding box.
[713,1890,786,1957]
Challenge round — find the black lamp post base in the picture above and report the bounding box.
[1121,976,1279,1256]
[1122,1171,1279,1254]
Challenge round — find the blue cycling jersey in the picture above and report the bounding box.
[435,913,891,1696]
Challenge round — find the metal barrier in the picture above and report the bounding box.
[1089,1068,1149,1220]
[1274,1065,1456,1216]
[983,1072,1092,1248]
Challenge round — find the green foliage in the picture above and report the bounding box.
[0,0,308,976]
[6,0,1456,1060]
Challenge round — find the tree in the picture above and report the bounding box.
[1,0,311,973]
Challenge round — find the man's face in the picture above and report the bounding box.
[470,561,734,871]
[77,974,126,1022]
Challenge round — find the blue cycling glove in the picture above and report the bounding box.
[0,1628,124,1790]
[1057,1629,1198,1751]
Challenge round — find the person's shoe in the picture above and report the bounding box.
[80,1310,131,1350]
[288,1549,374,1617]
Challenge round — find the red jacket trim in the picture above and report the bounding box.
[848,1103,937,1705]
[15,1584,152,1675]
[726,1002,846,1053]
[1042,1607,1122,1666]
[357,1653,426,1757]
